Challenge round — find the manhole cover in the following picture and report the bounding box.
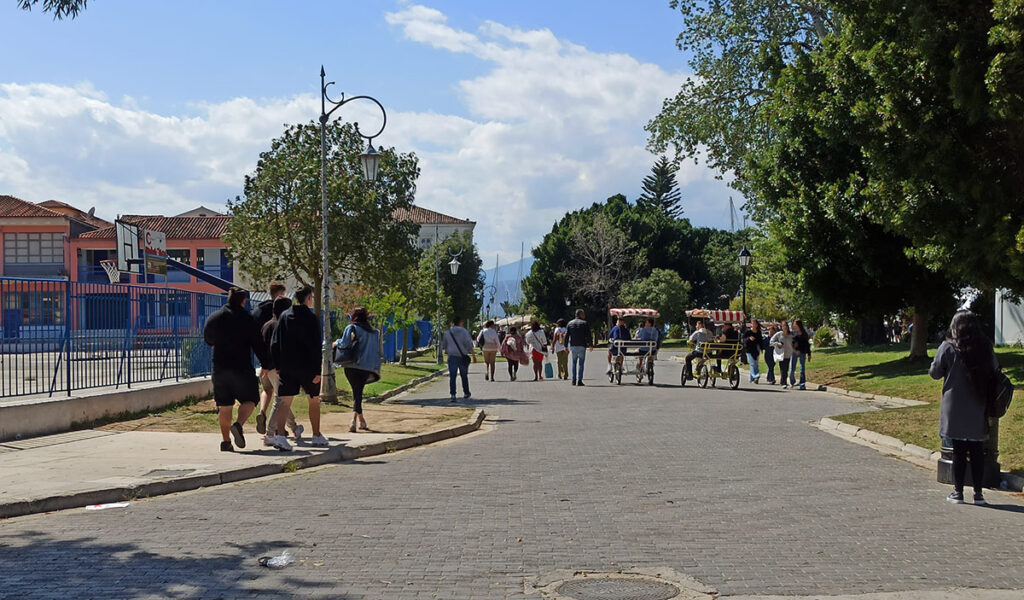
[143,469,195,478]
[556,578,680,600]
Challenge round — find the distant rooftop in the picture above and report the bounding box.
[394,205,474,226]
[80,214,231,240]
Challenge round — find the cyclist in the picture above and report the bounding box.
[606,317,631,375]
[636,318,659,371]
[683,320,711,381]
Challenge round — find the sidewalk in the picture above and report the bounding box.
[0,408,486,519]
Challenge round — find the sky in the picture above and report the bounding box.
[0,0,743,267]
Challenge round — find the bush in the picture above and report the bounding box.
[813,326,837,348]
[668,324,685,339]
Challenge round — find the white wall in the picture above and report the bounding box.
[995,289,1024,346]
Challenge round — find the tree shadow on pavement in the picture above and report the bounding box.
[0,529,341,599]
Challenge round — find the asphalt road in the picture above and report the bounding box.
[2,355,1023,599]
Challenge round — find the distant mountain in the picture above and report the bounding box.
[482,257,535,317]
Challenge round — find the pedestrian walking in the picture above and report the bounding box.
[476,320,501,381]
[552,318,569,380]
[770,321,794,389]
[252,281,287,435]
[261,296,301,451]
[565,309,593,386]
[501,325,526,381]
[789,319,811,389]
[334,307,381,433]
[442,316,476,401]
[524,320,549,381]
[744,318,763,383]
[270,286,329,447]
[762,324,778,384]
[929,311,998,506]
[202,287,267,452]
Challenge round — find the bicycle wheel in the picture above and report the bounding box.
[647,361,654,385]
[680,365,689,387]
[697,364,710,388]
[729,364,741,389]
[635,359,644,384]
[615,361,623,384]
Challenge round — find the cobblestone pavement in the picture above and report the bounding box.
[3,357,1024,599]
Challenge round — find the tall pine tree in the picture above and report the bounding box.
[638,156,683,217]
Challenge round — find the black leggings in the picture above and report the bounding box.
[507,359,519,378]
[777,358,790,384]
[951,439,986,493]
[345,368,371,414]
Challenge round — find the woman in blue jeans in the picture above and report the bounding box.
[789,319,811,389]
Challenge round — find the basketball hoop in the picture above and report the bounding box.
[99,259,122,284]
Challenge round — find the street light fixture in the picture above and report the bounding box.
[564,297,571,307]
[435,244,463,365]
[318,66,386,403]
[738,247,752,317]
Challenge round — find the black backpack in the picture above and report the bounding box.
[988,370,1015,418]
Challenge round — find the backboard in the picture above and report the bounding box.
[115,219,141,274]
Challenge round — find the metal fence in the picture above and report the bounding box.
[1,277,225,398]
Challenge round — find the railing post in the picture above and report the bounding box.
[65,280,72,396]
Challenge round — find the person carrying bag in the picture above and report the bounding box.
[441,316,476,402]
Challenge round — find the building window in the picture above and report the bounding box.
[3,233,64,265]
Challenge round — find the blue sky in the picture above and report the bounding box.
[0,0,743,265]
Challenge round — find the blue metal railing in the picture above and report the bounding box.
[0,277,226,398]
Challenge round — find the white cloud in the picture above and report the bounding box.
[0,5,738,271]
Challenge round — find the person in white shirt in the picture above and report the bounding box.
[524,320,549,381]
[476,320,501,381]
[552,318,569,380]
[769,321,795,389]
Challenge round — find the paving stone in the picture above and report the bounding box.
[1,357,1023,599]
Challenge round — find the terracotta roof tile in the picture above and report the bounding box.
[0,195,63,218]
[394,205,475,225]
[80,215,231,240]
[37,200,113,229]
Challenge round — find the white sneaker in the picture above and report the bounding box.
[310,434,329,447]
[269,435,292,451]
[263,436,277,447]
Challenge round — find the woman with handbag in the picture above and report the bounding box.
[334,307,381,433]
[929,311,998,505]
[500,326,525,381]
[769,321,794,389]
[524,320,549,381]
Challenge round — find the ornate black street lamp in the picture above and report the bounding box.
[738,247,753,317]
[319,66,386,403]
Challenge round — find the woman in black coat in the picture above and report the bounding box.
[929,311,998,505]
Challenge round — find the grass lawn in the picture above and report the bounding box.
[86,361,447,433]
[812,344,1024,474]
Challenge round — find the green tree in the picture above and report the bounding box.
[359,288,417,365]
[647,0,837,196]
[637,156,683,217]
[17,0,85,19]
[561,212,640,326]
[225,121,419,317]
[412,231,483,326]
[618,268,692,325]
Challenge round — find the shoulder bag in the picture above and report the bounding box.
[988,370,1015,418]
[333,327,359,366]
[446,329,471,367]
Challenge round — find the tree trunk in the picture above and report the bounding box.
[908,308,929,360]
[400,325,409,366]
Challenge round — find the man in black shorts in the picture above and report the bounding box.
[203,287,267,452]
[271,286,327,446]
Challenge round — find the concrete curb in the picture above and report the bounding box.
[375,367,447,403]
[0,408,487,520]
[813,418,1023,492]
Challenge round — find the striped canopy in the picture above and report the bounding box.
[609,308,661,318]
[685,309,746,323]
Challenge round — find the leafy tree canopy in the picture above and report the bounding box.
[637,156,683,218]
[619,268,692,325]
[17,0,85,19]
[225,121,419,315]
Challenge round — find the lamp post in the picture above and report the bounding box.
[738,247,753,317]
[435,243,463,365]
[319,66,386,403]
[481,285,496,320]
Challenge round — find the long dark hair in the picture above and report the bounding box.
[949,311,995,400]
